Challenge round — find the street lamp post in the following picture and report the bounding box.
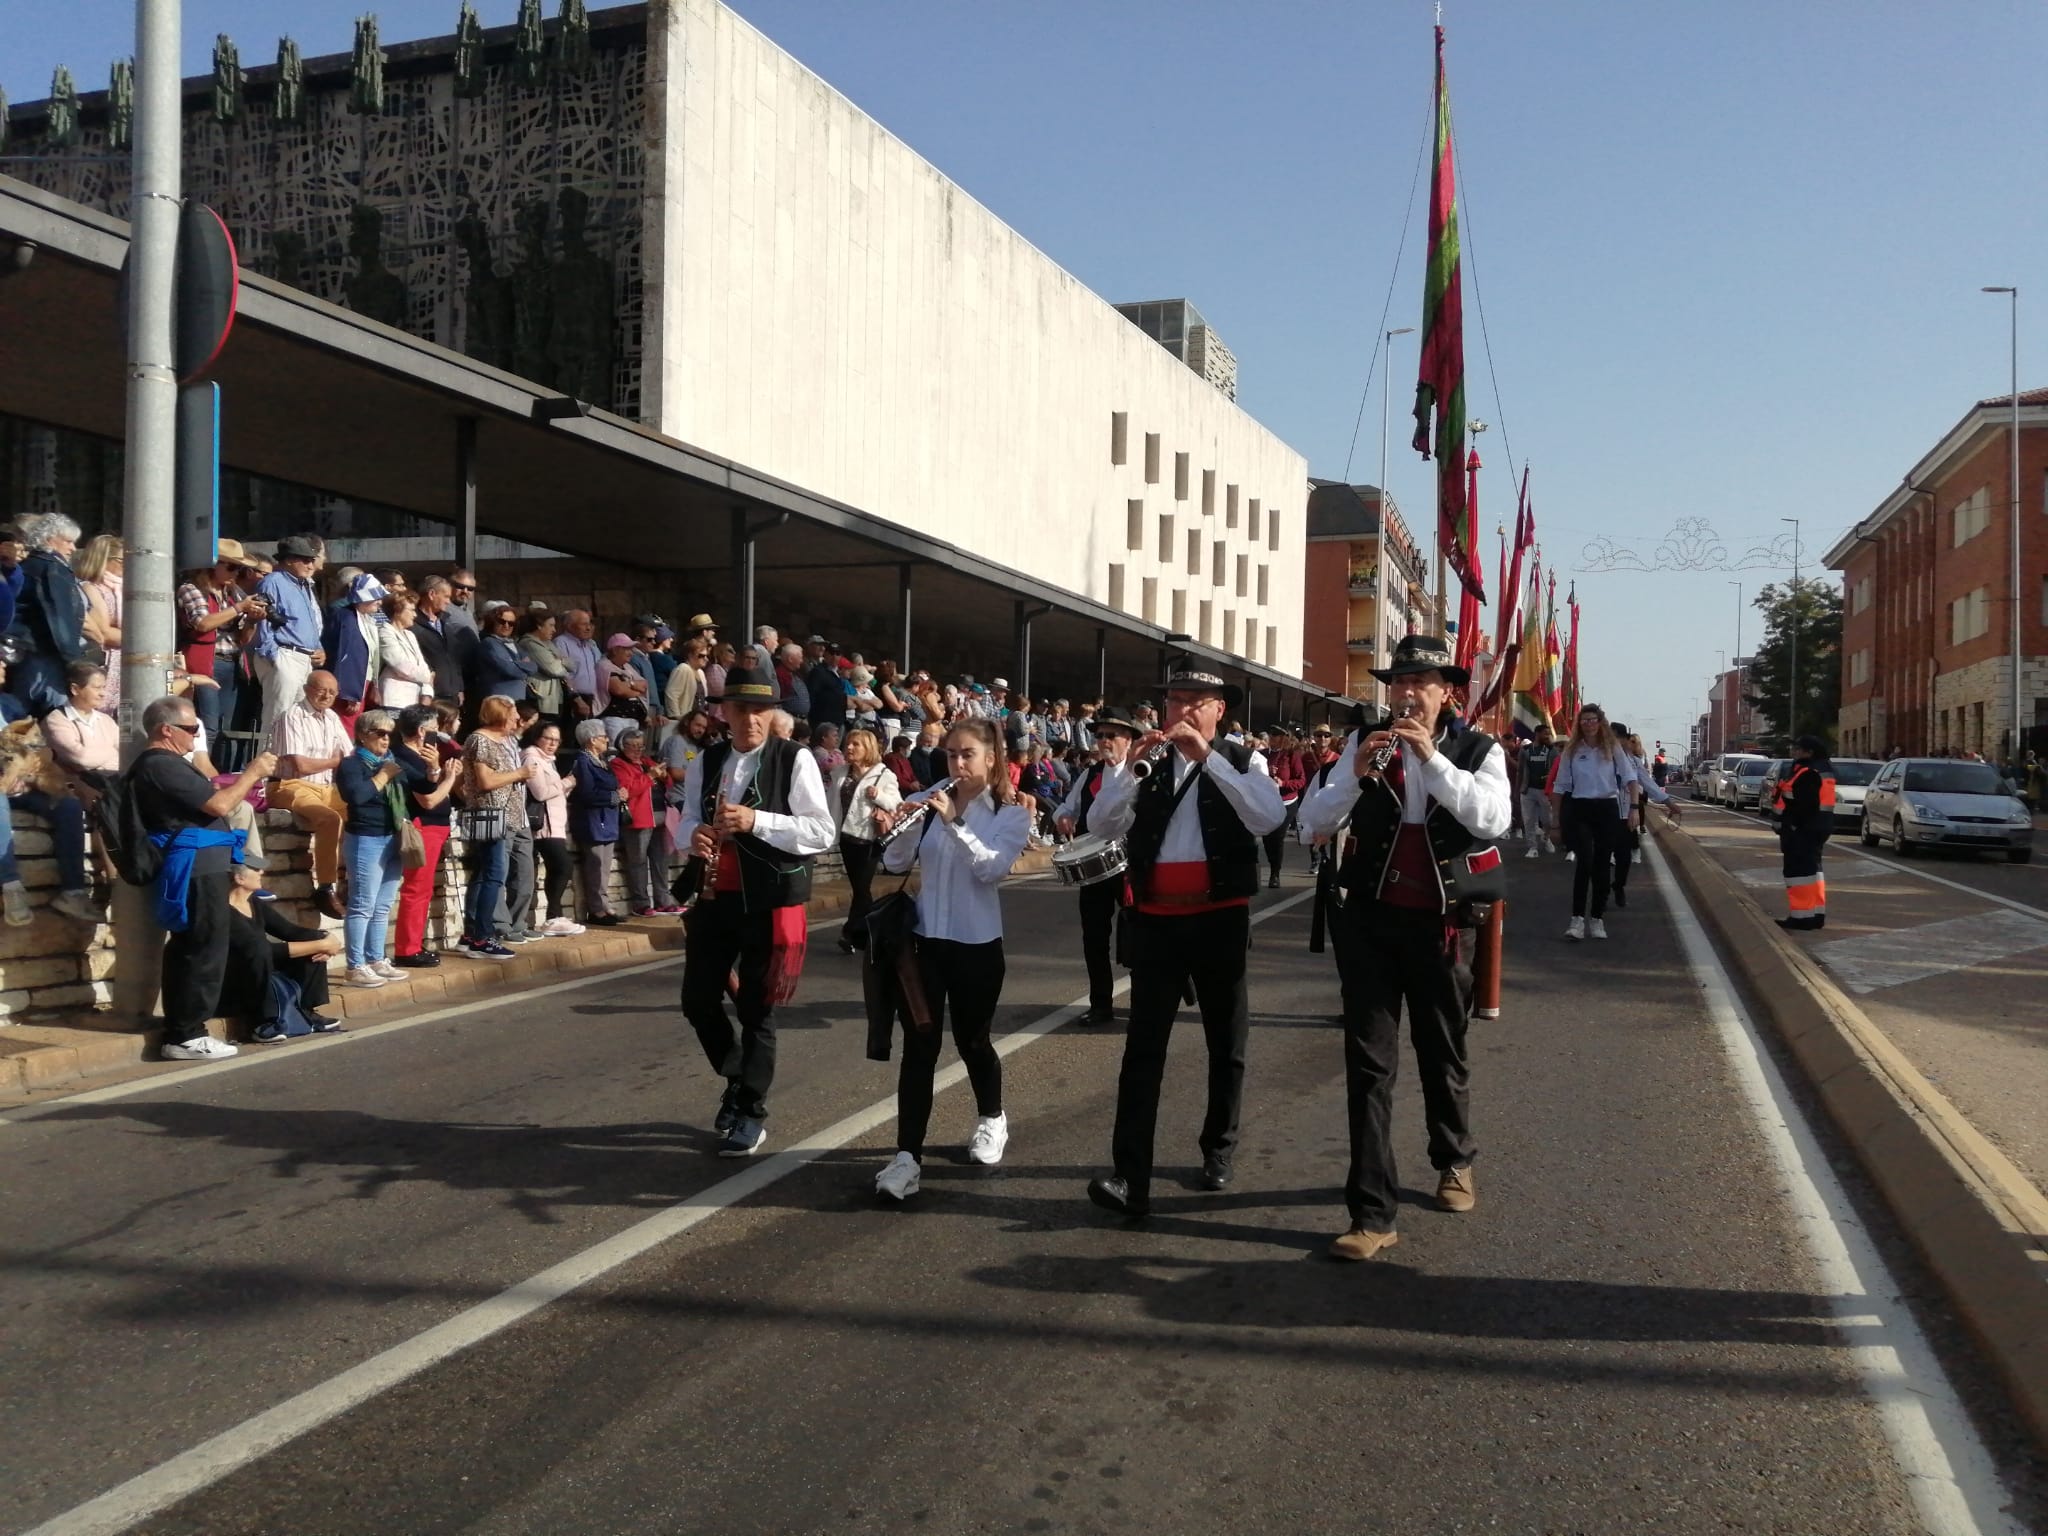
[1729,579,1743,746]
[1781,517,1800,744]
[1983,286,2022,764]
[1376,325,1415,708]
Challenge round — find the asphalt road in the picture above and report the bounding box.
[0,855,2034,1535]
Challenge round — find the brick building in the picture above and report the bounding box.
[1302,480,1428,705]
[1827,388,2048,760]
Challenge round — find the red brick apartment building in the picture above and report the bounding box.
[1826,388,2048,759]
[1302,480,1428,706]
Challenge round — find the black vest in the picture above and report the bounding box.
[699,736,816,911]
[1126,738,1261,903]
[1075,765,1106,837]
[1337,728,1506,911]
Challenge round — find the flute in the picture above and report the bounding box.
[698,790,729,901]
[1368,703,1420,774]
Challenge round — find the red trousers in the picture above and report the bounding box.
[394,820,450,956]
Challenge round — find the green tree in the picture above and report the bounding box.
[1745,577,1841,750]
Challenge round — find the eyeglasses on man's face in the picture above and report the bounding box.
[452,582,476,593]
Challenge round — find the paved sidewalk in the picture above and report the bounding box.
[1682,810,2048,1200]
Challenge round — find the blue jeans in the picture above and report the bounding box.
[464,835,508,942]
[342,830,403,967]
[192,650,241,751]
[7,789,90,890]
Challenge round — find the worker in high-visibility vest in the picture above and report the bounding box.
[1774,736,1837,931]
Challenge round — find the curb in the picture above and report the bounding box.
[1660,823,2048,1453]
[0,847,1054,1099]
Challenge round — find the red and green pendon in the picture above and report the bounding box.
[1411,24,1480,600]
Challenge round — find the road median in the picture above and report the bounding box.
[1659,822,2048,1453]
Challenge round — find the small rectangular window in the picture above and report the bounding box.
[1265,625,1278,666]
[1159,514,1174,562]
[1202,468,1216,516]
[1226,484,1239,528]
[1257,565,1269,605]
[1127,499,1144,551]
[1145,432,1161,485]
[1222,610,1236,654]
[1171,588,1187,632]
[1199,599,1214,644]
[1236,554,1249,597]
[1213,540,1226,586]
[1248,498,1262,542]
[1187,528,1202,575]
[1174,451,1190,502]
[1142,576,1158,624]
[1111,412,1128,466]
[1268,509,1281,552]
[1108,563,1126,610]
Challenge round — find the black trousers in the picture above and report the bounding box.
[839,835,881,947]
[681,899,782,1121]
[1078,878,1121,1012]
[1611,813,1640,895]
[1561,798,1622,917]
[1111,905,1250,1198]
[896,937,1005,1158]
[162,869,234,1046]
[535,836,573,921]
[1331,900,1476,1230]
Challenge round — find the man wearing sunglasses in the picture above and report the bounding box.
[132,695,277,1062]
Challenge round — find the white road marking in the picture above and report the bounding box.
[1646,841,2022,1536]
[18,892,1316,1536]
[1811,909,2048,994]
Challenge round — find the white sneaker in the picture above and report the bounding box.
[346,964,387,988]
[1565,916,1586,941]
[875,1150,922,1200]
[542,917,585,936]
[2,881,31,927]
[51,889,104,923]
[1523,845,1540,860]
[371,959,406,981]
[162,1036,238,1061]
[967,1112,1009,1166]
[1588,918,1609,940]
[1565,850,1576,863]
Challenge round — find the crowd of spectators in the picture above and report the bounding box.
[3,514,1351,1059]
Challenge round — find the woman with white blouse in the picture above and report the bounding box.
[835,727,902,954]
[1548,702,1654,941]
[873,716,1032,1200]
[376,593,435,709]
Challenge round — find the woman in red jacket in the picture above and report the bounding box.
[1262,727,1309,889]
[609,730,678,917]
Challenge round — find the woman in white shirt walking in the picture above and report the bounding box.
[835,727,902,954]
[872,716,1032,1200]
[1549,703,1678,939]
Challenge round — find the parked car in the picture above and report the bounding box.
[1758,759,1794,821]
[1699,752,1765,804]
[1859,758,2034,863]
[1827,758,1882,832]
[1730,757,1778,810]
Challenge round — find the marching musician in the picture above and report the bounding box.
[1300,635,1511,1262]
[1052,708,1143,1025]
[1080,670,1287,1219]
[676,661,835,1157]
[872,717,1033,1200]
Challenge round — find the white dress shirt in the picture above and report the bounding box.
[1627,752,1674,806]
[1085,744,1287,858]
[1300,731,1513,841]
[882,786,1032,944]
[1549,741,1635,804]
[675,741,835,857]
[1054,762,1108,827]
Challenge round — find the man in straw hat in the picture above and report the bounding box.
[1300,635,1511,1261]
[674,659,835,1157]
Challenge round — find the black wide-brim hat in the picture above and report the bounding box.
[1091,710,1144,738]
[1160,669,1245,711]
[1368,634,1469,688]
[709,662,790,708]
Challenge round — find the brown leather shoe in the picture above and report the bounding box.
[1328,1227,1400,1262]
[315,884,346,921]
[1436,1165,1476,1213]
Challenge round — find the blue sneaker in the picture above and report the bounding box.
[717,1117,766,1158]
[714,1099,740,1138]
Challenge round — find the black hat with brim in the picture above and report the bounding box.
[1159,669,1245,711]
[1091,710,1143,739]
[1368,634,1470,688]
[709,662,789,709]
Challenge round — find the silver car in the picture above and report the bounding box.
[1859,758,2035,864]
[1731,757,1777,810]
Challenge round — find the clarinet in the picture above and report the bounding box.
[698,791,729,902]
[1368,703,1420,773]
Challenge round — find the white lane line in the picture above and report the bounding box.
[19,891,1315,1536]
[1688,802,2048,923]
[1813,909,2048,994]
[1645,841,2022,1536]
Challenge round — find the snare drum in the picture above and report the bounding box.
[1052,832,1129,888]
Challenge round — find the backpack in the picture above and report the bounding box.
[95,764,163,887]
[252,972,319,1042]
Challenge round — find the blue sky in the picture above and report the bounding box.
[8,2,2046,745]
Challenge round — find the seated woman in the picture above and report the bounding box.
[220,862,344,1039]
[5,657,104,923]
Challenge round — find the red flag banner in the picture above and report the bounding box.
[1565,584,1581,722]
[1412,25,1480,600]
[1478,468,1532,719]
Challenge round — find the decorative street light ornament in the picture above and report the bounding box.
[108,60,134,149]
[350,15,385,116]
[213,35,243,123]
[514,0,545,86]
[453,2,486,98]
[48,67,81,147]
[1576,517,1803,574]
[557,0,592,75]
[275,38,305,124]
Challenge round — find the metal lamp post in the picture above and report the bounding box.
[1983,286,2022,764]
[1781,517,1800,744]
[1375,325,1415,707]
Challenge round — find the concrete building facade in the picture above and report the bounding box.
[1826,388,2048,760]
[4,0,1306,674]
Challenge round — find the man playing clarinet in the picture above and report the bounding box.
[1081,670,1286,1218]
[1300,635,1511,1261]
[676,661,835,1156]
[1052,708,1142,1026]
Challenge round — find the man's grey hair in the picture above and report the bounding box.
[755,625,778,643]
[777,642,804,664]
[18,513,81,552]
[419,574,451,596]
[768,709,795,738]
[142,695,195,736]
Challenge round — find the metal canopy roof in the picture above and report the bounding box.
[0,174,1354,718]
